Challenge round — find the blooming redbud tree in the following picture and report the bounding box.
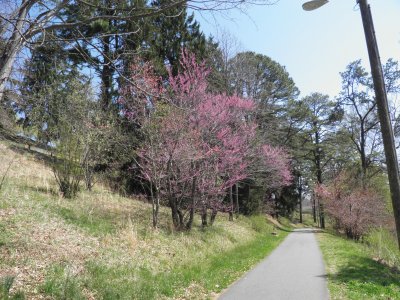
[122,51,293,229]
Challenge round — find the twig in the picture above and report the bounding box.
[0,154,17,190]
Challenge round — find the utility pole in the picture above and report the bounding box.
[358,0,400,249]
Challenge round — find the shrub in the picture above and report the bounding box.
[315,172,387,240]
[52,131,83,198]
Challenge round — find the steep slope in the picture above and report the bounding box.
[0,140,287,299]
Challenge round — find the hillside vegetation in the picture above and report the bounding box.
[0,140,287,299]
[318,232,400,300]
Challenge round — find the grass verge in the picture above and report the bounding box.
[0,141,288,299]
[317,232,400,300]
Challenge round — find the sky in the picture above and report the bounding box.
[194,0,400,98]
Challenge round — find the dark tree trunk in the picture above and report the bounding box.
[169,198,180,229]
[315,128,325,229]
[101,32,112,111]
[299,187,303,224]
[229,186,234,221]
[210,209,218,225]
[177,209,184,227]
[186,174,197,230]
[201,201,208,227]
[235,184,240,217]
[312,196,317,223]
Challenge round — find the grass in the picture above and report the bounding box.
[365,227,400,269]
[317,232,400,300]
[0,140,288,299]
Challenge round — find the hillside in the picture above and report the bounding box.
[0,139,287,299]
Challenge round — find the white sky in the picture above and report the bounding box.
[195,0,400,98]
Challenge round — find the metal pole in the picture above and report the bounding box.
[358,0,400,249]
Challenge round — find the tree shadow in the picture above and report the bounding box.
[330,255,400,289]
[21,184,60,197]
[9,144,54,167]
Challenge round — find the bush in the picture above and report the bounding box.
[315,171,387,240]
[52,131,83,198]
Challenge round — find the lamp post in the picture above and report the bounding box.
[303,0,400,249]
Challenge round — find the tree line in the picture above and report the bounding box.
[1,1,400,240]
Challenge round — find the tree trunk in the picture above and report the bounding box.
[315,128,325,229]
[150,186,160,228]
[0,4,30,102]
[177,209,184,227]
[312,196,317,223]
[235,183,240,217]
[186,174,197,230]
[360,122,368,181]
[299,187,303,224]
[210,208,218,225]
[201,200,208,227]
[100,28,112,111]
[169,198,180,229]
[229,186,234,221]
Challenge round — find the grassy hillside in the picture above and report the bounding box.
[318,232,400,300]
[0,140,288,299]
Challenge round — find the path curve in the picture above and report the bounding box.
[218,228,329,300]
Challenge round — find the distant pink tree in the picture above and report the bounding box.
[315,172,386,240]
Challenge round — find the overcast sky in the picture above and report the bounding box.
[195,0,400,98]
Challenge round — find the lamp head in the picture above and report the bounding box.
[302,0,329,11]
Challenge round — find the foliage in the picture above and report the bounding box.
[18,43,72,143]
[315,171,387,240]
[52,134,83,198]
[121,51,292,229]
[228,51,299,144]
[50,76,93,198]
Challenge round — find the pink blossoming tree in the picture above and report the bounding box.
[121,51,293,229]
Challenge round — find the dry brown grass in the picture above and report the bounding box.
[0,141,267,299]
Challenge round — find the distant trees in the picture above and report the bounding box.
[337,59,400,180]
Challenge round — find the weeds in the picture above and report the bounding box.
[0,276,25,300]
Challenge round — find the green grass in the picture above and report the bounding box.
[318,232,400,300]
[0,276,25,300]
[39,228,287,300]
[1,141,289,299]
[53,206,117,236]
[365,227,400,269]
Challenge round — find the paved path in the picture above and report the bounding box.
[218,228,329,300]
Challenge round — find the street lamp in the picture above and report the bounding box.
[303,0,400,249]
[302,0,328,11]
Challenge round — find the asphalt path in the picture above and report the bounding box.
[218,228,329,300]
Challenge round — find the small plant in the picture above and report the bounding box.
[0,154,17,191]
[40,265,84,300]
[0,276,25,300]
[52,130,83,198]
